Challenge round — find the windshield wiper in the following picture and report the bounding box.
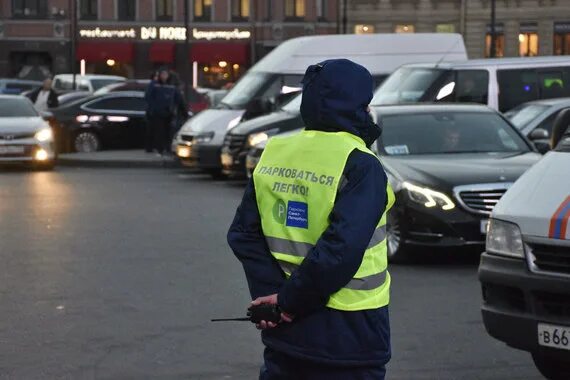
[441,150,488,154]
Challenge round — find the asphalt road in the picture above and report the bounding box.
[0,167,544,380]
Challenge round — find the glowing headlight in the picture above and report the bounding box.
[248,132,269,147]
[227,116,241,130]
[403,182,455,211]
[486,219,524,258]
[35,127,53,142]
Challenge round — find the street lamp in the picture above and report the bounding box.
[489,0,496,58]
[69,0,77,89]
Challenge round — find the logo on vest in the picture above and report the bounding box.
[273,200,309,229]
[273,199,287,224]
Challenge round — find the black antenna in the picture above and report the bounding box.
[435,38,463,69]
[211,317,250,322]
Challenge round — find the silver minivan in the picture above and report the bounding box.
[372,56,570,112]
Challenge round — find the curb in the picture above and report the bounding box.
[57,156,182,169]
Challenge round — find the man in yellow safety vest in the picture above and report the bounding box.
[228,59,393,379]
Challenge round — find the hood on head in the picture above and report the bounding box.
[300,59,382,147]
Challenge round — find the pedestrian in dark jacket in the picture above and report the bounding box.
[228,59,391,380]
[26,77,58,111]
[144,68,186,155]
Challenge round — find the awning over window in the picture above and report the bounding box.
[190,43,249,64]
[76,42,135,62]
[149,42,176,63]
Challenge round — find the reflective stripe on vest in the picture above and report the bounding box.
[253,130,394,311]
[266,225,387,257]
[277,259,387,291]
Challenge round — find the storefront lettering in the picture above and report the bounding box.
[79,28,137,39]
[192,28,251,40]
[80,26,250,41]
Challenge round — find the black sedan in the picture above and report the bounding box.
[372,104,541,262]
[52,91,148,152]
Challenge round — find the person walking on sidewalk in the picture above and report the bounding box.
[27,77,58,112]
[228,59,394,380]
[144,68,186,155]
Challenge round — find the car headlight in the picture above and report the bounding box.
[227,116,241,130]
[194,132,214,144]
[248,132,269,147]
[247,128,280,147]
[486,219,524,258]
[35,127,53,142]
[402,181,455,211]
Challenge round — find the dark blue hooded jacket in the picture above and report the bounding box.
[227,59,390,367]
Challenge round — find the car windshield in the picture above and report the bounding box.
[379,111,530,155]
[0,98,38,117]
[91,79,124,91]
[281,93,302,114]
[504,103,549,129]
[372,67,448,105]
[218,72,272,109]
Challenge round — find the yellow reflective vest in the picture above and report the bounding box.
[253,130,394,311]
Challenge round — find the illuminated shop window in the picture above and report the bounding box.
[355,24,374,34]
[395,24,415,33]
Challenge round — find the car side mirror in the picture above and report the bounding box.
[529,128,549,140]
[534,141,551,154]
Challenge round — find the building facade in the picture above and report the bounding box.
[348,0,570,59]
[0,0,338,87]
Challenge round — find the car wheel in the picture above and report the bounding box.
[386,210,411,263]
[209,169,227,180]
[532,353,570,380]
[74,131,100,153]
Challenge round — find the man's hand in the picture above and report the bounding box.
[251,294,294,330]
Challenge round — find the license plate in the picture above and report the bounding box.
[221,153,233,166]
[0,146,24,155]
[538,323,570,351]
[481,219,490,234]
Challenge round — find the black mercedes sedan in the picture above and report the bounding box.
[372,104,542,262]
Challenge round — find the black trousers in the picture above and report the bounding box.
[146,117,172,154]
[260,347,386,380]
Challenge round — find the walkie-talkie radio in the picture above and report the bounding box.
[211,304,282,324]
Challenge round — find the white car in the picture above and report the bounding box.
[479,130,570,379]
[0,95,56,170]
[52,74,126,93]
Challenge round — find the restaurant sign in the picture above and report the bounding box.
[79,27,251,41]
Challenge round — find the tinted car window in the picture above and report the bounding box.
[380,111,529,155]
[498,69,540,112]
[454,70,489,104]
[84,96,146,112]
[539,70,567,99]
[0,98,38,117]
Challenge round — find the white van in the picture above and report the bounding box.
[174,33,467,176]
[52,74,126,93]
[479,130,570,379]
[372,56,570,112]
